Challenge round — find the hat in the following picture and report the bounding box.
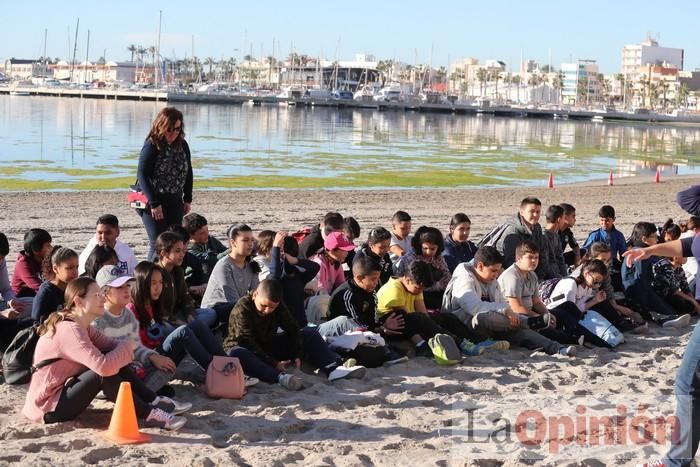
[324,232,355,251]
[95,265,133,288]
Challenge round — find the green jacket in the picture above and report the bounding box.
[224,294,300,366]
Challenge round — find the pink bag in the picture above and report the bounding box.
[205,356,246,399]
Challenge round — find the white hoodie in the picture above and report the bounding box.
[442,263,509,325]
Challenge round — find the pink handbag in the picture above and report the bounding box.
[205,356,246,399]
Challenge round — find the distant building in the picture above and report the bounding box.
[621,37,684,76]
[52,61,137,84]
[561,60,600,106]
[3,58,50,79]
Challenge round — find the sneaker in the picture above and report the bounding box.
[383,348,409,366]
[577,335,585,346]
[429,334,463,364]
[152,396,192,415]
[635,461,666,467]
[662,314,691,328]
[278,373,304,391]
[414,341,433,358]
[559,346,577,357]
[474,339,510,352]
[328,364,367,381]
[144,408,187,431]
[342,358,357,368]
[458,339,484,357]
[244,375,259,388]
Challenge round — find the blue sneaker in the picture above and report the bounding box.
[475,339,510,352]
[459,339,484,356]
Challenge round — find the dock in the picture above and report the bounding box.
[3,86,700,125]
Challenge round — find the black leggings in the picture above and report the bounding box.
[43,365,155,424]
[549,301,614,349]
[381,310,482,344]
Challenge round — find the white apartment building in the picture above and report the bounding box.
[561,60,599,106]
[621,37,683,76]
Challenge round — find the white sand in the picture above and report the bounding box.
[0,176,697,466]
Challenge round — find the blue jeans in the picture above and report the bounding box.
[230,327,342,384]
[159,319,224,370]
[137,193,184,261]
[665,324,700,466]
[194,307,218,328]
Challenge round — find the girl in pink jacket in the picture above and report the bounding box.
[23,277,188,430]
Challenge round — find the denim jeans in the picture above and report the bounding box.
[470,311,562,355]
[228,345,280,384]
[664,323,700,467]
[626,283,677,316]
[159,319,225,370]
[137,193,184,261]
[194,307,218,328]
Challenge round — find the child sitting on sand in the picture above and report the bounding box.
[396,226,451,310]
[559,203,581,267]
[442,213,478,273]
[299,212,344,259]
[389,210,413,270]
[12,228,52,298]
[224,279,366,387]
[539,205,568,280]
[182,212,227,281]
[353,227,394,290]
[32,247,79,324]
[581,205,626,290]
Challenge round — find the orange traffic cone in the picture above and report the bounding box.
[102,382,151,444]
[547,172,554,188]
[608,170,614,186]
[654,168,661,184]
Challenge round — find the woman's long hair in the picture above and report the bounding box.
[41,246,78,281]
[37,277,94,337]
[147,107,185,151]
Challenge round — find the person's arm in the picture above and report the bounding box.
[31,284,51,323]
[136,140,160,208]
[443,253,458,274]
[449,278,509,316]
[61,325,133,377]
[505,296,538,317]
[414,295,428,314]
[0,257,15,302]
[182,140,193,204]
[389,244,406,258]
[296,258,321,284]
[677,184,700,216]
[435,257,451,290]
[623,239,684,266]
[270,246,282,281]
[14,256,42,294]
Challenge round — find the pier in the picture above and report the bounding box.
[3,86,700,125]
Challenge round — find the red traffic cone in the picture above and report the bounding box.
[654,168,661,184]
[608,170,614,186]
[547,172,554,188]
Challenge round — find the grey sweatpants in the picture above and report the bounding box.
[470,311,561,355]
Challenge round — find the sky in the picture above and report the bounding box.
[1,1,698,75]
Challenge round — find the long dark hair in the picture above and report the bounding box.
[38,277,93,337]
[41,246,78,281]
[629,222,657,248]
[574,259,608,286]
[83,244,118,279]
[411,226,445,256]
[130,261,167,328]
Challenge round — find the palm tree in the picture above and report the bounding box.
[490,70,501,100]
[615,74,625,106]
[576,77,588,106]
[127,44,137,62]
[527,74,540,104]
[552,72,564,104]
[638,74,648,107]
[204,57,216,79]
[539,71,548,103]
[677,83,690,108]
[511,75,521,103]
[602,78,612,105]
[476,68,488,97]
[660,80,670,109]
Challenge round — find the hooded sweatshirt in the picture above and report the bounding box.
[441,263,509,325]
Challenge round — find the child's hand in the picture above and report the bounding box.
[273,231,287,248]
[150,354,177,373]
[275,360,291,372]
[594,290,606,304]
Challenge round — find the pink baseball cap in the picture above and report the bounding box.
[324,232,355,251]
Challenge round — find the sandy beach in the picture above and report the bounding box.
[0,175,698,466]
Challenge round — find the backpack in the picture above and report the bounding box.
[538,276,577,305]
[205,356,246,399]
[2,325,60,385]
[291,227,313,245]
[476,223,510,249]
[579,310,625,348]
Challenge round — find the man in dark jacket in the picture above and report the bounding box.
[493,197,544,273]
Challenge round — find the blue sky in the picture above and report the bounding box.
[1,1,697,74]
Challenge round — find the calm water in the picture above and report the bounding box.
[1,94,700,191]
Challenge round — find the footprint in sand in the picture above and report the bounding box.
[375,410,397,420]
[80,447,122,465]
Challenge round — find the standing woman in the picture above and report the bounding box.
[136,107,193,260]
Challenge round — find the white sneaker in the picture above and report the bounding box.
[328,364,366,381]
[662,314,691,329]
[244,375,259,388]
[559,346,577,357]
[144,408,187,431]
[577,335,585,346]
[635,460,666,467]
[278,373,304,391]
[152,396,192,415]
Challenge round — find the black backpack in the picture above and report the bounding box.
[2,325,60,385]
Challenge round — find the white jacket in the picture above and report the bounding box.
[442,263,509,324]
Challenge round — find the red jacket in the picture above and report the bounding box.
[11,251,43,297]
